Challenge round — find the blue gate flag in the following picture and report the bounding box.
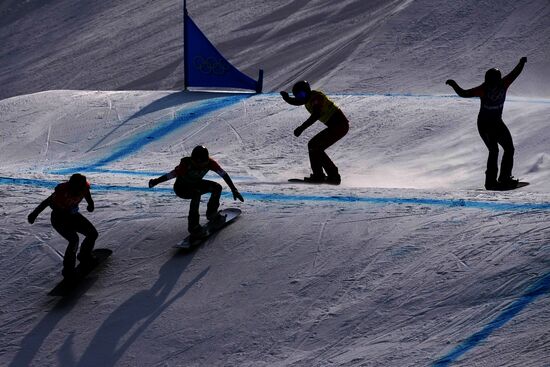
[184,13,262,93]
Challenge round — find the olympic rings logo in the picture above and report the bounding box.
[193,56,229,75]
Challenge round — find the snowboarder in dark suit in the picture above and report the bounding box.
[281,80,349,185]
[148,145,244,239]
[28,173,98,278]
[446,57,527,190]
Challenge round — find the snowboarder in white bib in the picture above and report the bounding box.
[446,57,527,190]
[281,81,349,185]
[148,146,244,239]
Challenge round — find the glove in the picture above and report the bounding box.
[445,79,456,86]
[294,126,305,137]
[280,91,289,99]
[232,190,244,202]
[148,178,157,188]
[520,56,527,64]
[87,202,95,212]
[27,212,37,224]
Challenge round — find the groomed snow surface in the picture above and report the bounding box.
[1,90,549,367]
[2,0,550,366]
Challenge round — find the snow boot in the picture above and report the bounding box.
[207,211,227,226]
[189,224,208,241]
[304,173,327,183]
[484,178,499,190]
[77,251,98,268]
[326,174,341,185]
[497,176,519,190]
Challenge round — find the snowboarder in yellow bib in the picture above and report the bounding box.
[281,81,349,184]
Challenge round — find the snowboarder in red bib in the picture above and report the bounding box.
[27,173,98,278]
[148,145,244,239]
[281,81,349,185]
[446,57,527,190]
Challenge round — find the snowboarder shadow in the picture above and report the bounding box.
[75,251,209,367]
[8,280,97,367]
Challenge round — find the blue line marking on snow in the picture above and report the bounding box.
[433,271,550,366]
[1,177,59,190]
[0,177,173,193]
[263,92,550,105]
[50,95,250,175]
[235,192,550,211]
[49,168,254,181]
[2,176,549,212]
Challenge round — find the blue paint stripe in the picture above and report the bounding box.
[433,271,550,366]
[2,177,59,190]
[0,176,173,193]
[50,95,250,175]
[2,176,549,212]
[46,167,254,181]
[263,92,550,105]
[240,192,550,211]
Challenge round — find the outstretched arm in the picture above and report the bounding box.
[446,79,482,98]
[148,171,176,188]
[503,57,527,87]
[28,196,52,224]
[280,91,305,106]
[221,173,244,202]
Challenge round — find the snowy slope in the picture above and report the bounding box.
[1,0,550,366]
[1,90,549,367]
[2,0,550,99]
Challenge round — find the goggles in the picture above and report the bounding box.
[293,91,308,100]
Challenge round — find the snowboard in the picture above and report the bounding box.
[174,208,241,250]
[48,248,112,296]
[487,181,530,191]
[288,178,340,185]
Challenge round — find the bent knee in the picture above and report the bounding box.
[308,140,322,151]
[87,228,99,241]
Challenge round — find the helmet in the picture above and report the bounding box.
[485,68,502,85]
[292,80,311,100]
[191,145,209,163]
[68,173,87,192]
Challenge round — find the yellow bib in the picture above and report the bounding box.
[305,91,340,124]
